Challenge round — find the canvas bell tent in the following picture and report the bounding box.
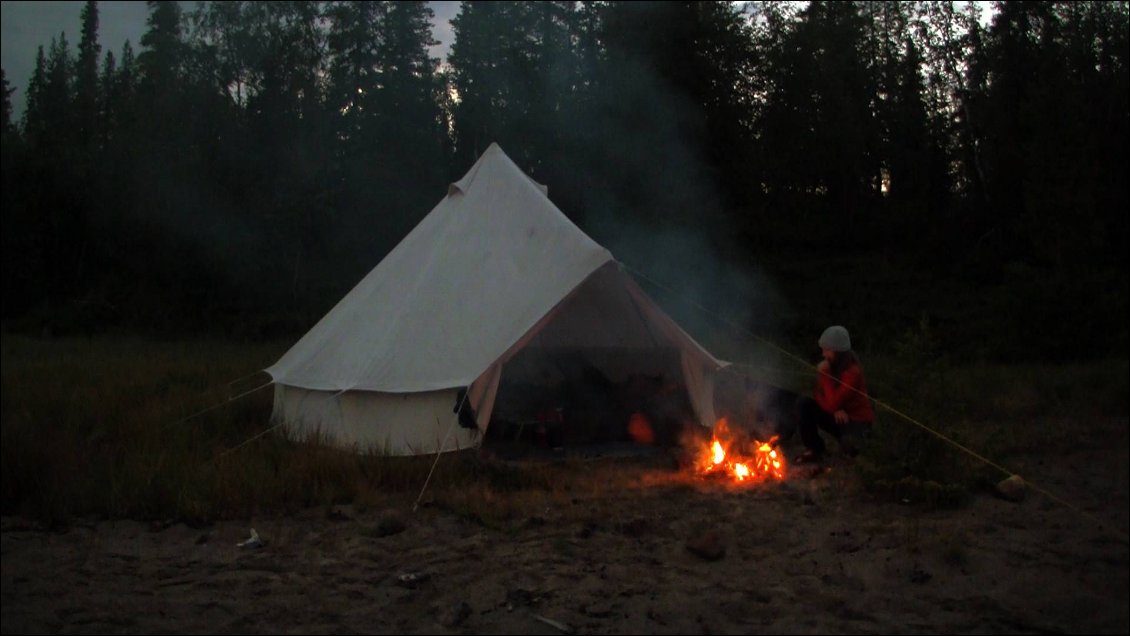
[265,143,728,455]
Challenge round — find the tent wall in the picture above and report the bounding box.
[272,384,483,455]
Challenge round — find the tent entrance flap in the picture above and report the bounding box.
[486,345,706,448]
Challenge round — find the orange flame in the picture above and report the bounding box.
[695,418,786,482]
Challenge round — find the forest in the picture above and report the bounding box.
[2,0,1127,363]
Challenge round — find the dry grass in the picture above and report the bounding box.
[2,333,1126,524]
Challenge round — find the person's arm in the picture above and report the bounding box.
[816,365,863,422]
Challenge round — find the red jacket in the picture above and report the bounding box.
[815,362,874,423]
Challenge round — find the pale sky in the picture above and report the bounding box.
[2,1,993,120]
[1,0,460,118]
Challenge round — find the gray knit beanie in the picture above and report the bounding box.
[818,325,852,352]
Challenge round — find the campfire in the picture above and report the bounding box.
[693,418,786,482]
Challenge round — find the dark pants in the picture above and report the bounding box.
[797,397,871,456]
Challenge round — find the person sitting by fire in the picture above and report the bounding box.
[793,325,874,464]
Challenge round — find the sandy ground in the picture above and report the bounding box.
[3,441,1128,635]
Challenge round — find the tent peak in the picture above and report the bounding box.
[448,143,548,198]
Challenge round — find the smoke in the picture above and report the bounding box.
[605,223,791,371]
[532,49,795,385]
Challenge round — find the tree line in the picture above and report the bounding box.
[1,1,1126,359]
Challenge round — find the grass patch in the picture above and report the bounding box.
[852,328,1128,506]
[2,333,1126,523]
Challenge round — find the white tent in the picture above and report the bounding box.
[265,143,727,455]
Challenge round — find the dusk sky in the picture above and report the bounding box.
[2,1,996,120]
[1,0,461,117]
